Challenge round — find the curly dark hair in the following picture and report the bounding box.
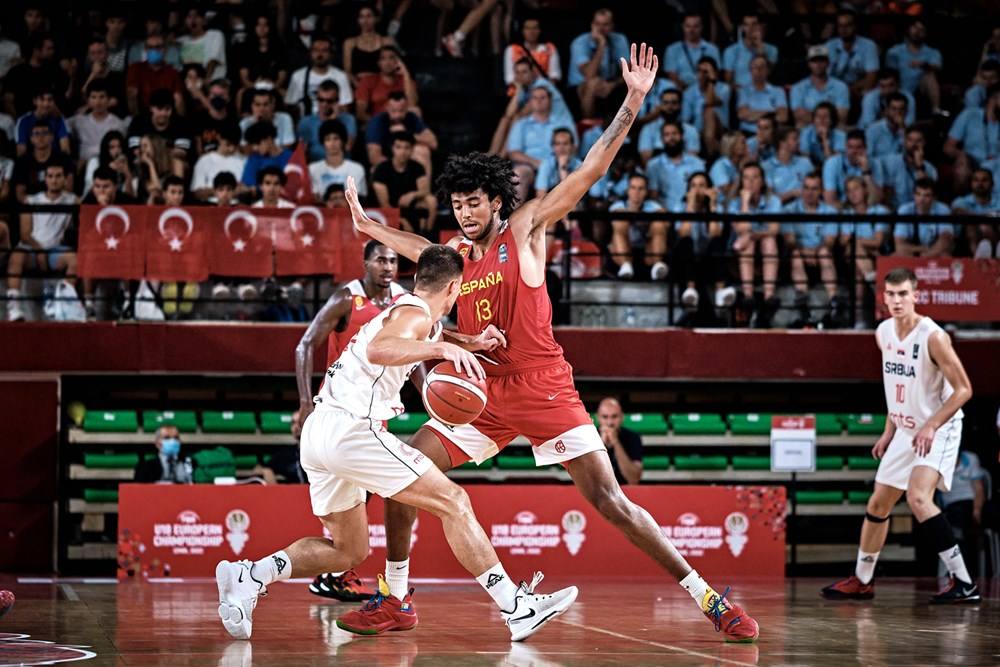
[436,152,520,219]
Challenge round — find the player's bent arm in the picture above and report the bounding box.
[925,330,973,429]
[295,289,353,408]
[367,306,438,366]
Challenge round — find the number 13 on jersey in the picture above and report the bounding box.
[475,298,493,323]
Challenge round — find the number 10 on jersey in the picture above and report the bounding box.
[476,298,493,323]
[895,383,905,404]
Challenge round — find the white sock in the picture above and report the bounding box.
[385,559,410,600]
[679,569,712,610]
[855,549,879,584]
[475,562,519,612]
[938,545,972,585]
[252,550,292,586]
[454,30,466,42]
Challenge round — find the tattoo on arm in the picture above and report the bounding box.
[600,105,635,149]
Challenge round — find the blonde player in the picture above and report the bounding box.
[822,267,978,603]
[215,245,578,641]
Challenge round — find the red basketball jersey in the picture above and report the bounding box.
[454,221,564,372]
[325,279,407,367]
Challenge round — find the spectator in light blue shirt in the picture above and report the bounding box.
[945,83,1000,176]
[825,11,879,95]
[507,86,564,202]
[799,102,846,166]
[865,92,908,159]
[963,60,1000,109]
[895,178,954,256]
[682,57,730,154]
[646,121,706,212]
[663,13,720,89]
[841,175,890,326]
[763,127,814,204]
[882,126,938,208]
[823,129,884,206]
[858,69,916,130]
[722,14,778,89]
[569,8,630,117]
[790,45,850,128]
[710,131,749,207]
[736,55,788,133]
[747,112,777,162]
[509,58,576,132]
[535,128,581,196]
[639,77,678,119]
[729,162,782,311]
[782,173,839,305]
[952,168,1000,214]
[638,88,700,164]
[609,173,669,280]
[885,18,943,113]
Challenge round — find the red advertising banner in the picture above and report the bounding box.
[78,205,146,280]
[145,206,210,282]
[118,484,786,579]
[876,257,1000,321]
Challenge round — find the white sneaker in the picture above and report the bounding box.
[237,284,258,301]
[974,238,993,259]
[54,281,87,322]
[714,285,736,308]
[681,286,699,308]
[216,560,265,639]
[6,289,24,321]
[617,261,634,279]
[650,261,669,280]
[501,572,578,642]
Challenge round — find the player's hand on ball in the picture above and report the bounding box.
[871,433,891,460]
[472,324,507,352]
[440,343,486,381]
[345,176,374,232]
[621,42,657,95]
[912,424,936,457]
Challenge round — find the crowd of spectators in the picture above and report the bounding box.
[0,3,997,328]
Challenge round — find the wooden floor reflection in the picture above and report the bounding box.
[2,577,998,666]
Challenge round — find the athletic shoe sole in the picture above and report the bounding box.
[510,586,578,642]
[216,561,252,639]
[335,617,417,635]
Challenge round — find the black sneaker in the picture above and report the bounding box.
[308,570,374,602]
[929,578,981,604]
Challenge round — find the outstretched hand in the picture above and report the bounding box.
[620,42,658,96]
[345,176,374,232]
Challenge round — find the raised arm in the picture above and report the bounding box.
[346,175,432,262]
[523,43,657,236]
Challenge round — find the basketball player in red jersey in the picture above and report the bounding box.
[294,239,406,602]
[340,44,759,643]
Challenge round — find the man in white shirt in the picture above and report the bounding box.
[285,35,352,116]
[239,89,296,150]
[69,80,127,164]
[191,125,247,201]
[252,166,295,208]
[177,8,227,79]
[308,120,366,202]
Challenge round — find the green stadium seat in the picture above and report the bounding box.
[673,455,728,470]
[846,413,886,435]
[815,413,843,435]
[83,410,138,433]
[389,412,429,434]
[643,455,670,470]
[497,455,535,470]
[795,490,844,504]
[728,413,773,435]
[816,456,844,470]
[234,455,259,469]
[142,410,197,433]
[259,411,293,434]
[83,488,119,503]
[847,456,879,470]
[623,413,667,435]
[732,455,771,470]
[201,411,257,433]
[669,413,726,435]
[84,453,138,469]
[847,491,871,504]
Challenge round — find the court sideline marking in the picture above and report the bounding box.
[58,584,80,601]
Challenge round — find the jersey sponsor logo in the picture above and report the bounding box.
[883,361,916,377]
[460,270,504,296]
[888,411,917,430]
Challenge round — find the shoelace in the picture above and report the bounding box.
[360,591,386,613]
[522,571,545,594]
[706,586,732,632]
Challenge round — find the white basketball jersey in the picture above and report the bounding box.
[877,316,962,436]
[316,294,441,420]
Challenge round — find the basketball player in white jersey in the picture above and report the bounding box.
[293,239,406,602]
[823,267,979,603]
[216,245,578,641]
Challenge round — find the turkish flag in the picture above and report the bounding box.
[274,206,340,276]
[337,208,401,278]
[207,208,274,277]
[144,206,210,281]
[282,142,314,204]
[78,205,146,279]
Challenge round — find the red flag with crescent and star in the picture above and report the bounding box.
[77,205,146,279]
[207,207,274,277]
[281,142,314,204]
[274,205,340,276]
[145,206,210,281]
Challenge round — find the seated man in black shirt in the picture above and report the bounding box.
[596,397,644,485]
[11,118,74,203]
[370,131,437,234]
[126,88,191,177]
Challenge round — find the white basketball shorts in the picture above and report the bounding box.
[875,418,962,492]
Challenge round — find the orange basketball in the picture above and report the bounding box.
[422,361,488,426]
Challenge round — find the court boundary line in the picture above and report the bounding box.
[58,584,80,601]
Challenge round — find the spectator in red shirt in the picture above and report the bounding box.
[355,46,418,123]
[126,34,185,116]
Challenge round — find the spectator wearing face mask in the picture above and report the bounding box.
[134,425,193,483]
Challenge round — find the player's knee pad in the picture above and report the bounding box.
[865,511,890,524]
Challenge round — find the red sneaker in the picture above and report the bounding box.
[336,576,417,636]
[703,587,759,643]
[821,575,874,600]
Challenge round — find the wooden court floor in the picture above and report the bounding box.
[1,577,998,666]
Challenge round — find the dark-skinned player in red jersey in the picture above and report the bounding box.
[339,44,759,643]
[294,240,406,602]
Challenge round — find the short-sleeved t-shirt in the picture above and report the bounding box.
[663,40,721,88]
[506,115,564,162]
[789,76,850,113]
[894,203,953,246]
[762,155,814,197]
[825,36,879,86]
[822,154,885,201]
[309,158,367,199]
[24,190,76,248]
[607,426,643,485]
[125,63,183,110]
[726,194,782,234]
[372,159,426,206]
[178,29,228,78]
[12,152,74,196]
[365,111,427,154]
[568,31,630,87]
[885,42,942,94]
[865,119,905,159]
[638,117,700,156]
[722,40,778,88]
[535,155,582,192]
[780,200,838,247]
[15,113,69,148]
[880,154,938,208]
[681,82,731,132]
[857,89,916,130]
[355,72,406,117]
[799,125,847,166]
[126,113,192,154]
[736,83,787,133]
[646,153,706,212]
[951,192,1000,213]
[947,108,1000,164]
[241,149,292,187]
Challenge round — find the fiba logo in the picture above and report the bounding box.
[561,510,587,556]
[225,510,251,555]
[724,512,749,557]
